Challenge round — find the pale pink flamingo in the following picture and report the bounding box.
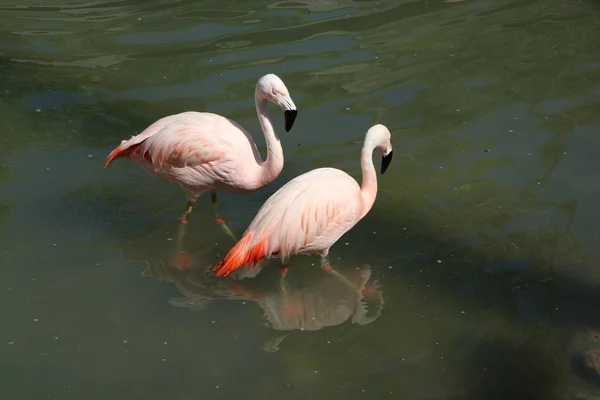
[104,74,298,245]
[211,124,393,279]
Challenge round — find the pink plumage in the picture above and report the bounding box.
[212,124,394,277]
[104,74,298,231]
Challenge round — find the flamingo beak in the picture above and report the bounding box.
[284,109,298,132]
[381,150,393,175]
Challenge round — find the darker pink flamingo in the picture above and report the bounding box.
[104,74,298,244]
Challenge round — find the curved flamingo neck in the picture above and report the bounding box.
[255,95,284,187]
[359,142,378,218]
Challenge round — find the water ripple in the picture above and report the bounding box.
[116,24,254,46]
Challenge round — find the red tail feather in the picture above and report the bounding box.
[212,232,268,277]
[104,143,142,168]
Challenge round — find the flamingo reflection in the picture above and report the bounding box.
[143,257,384,352]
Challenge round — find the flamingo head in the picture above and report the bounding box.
[366,124,394,175]
[256,74,298,132]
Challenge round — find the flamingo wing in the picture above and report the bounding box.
[248,167,362,259]
[140,113,238,170]
[105,112,240,170]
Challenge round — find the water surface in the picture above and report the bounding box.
[2,0,600,398]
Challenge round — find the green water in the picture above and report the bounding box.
[2,0,600,398]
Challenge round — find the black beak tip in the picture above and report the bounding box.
[381,150,393,175]
[284,109,298,132]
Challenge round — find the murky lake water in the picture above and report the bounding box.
[2,0,600,398]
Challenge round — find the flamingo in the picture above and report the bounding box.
[104,74,298,246]
[211,124,393,279]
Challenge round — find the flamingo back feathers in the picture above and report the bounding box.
[104,112,232,169]
[139,119,226,170]
[104,113,182,168]
[250,168,361,257]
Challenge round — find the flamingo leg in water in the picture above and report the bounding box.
[211,191,238,243]
[279,264,290,305]
[320,254,360,290]
[176,201,193,235]
[171,201,193,269]
[176,201,193,224]
[170,194,238,270]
